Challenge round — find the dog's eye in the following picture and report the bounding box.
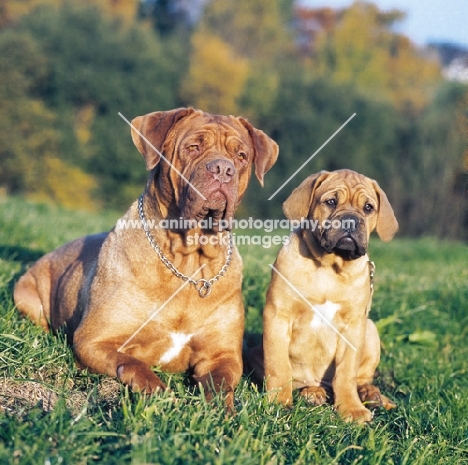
[187,145,200,155]
[237,152,247,161]
[325,199,337,207]
[364,203,374,213]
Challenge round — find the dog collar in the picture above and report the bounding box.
[368,260,375,291]
[138,194,232,298]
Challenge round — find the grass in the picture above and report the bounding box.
[0,196,467,464]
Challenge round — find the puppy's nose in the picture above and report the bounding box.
[206,159,236,183]
[340,215,360,233]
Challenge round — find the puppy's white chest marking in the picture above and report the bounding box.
[159,332,193,364]
[310,301,341,329]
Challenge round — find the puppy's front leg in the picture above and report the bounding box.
[263,303,293,405]
[333,321,372,423]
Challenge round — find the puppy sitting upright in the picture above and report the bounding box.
[252,169,398,423]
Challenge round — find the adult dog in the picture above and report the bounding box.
[250,169,398,422]
[14,107,278,411]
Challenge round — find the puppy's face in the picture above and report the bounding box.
[283,170,398,259]
[131,108,278,228]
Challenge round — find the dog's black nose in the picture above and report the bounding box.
[206,159,236,183]
[340,215,360,233]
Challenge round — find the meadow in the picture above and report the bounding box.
[0,197,467,464]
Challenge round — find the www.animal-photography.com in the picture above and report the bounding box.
[0,1,467,464]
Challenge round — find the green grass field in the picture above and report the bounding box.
[0,197,467,464]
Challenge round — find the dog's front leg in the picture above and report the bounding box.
[333,320,372,423]
[74,340,167,393]
[263,304,293,405]
[193,355,242,413]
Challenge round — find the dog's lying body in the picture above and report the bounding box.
[250,170,398,422]
[14,108,278,410]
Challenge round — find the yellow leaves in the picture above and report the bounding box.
[181,31,249,115]
[93,0,140,28]
[385,35,441,112]
[314,1,441,111]
[30,157,98,211]
[74,104,95,146]
[0,97,97,211]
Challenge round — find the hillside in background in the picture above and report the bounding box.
[0,0,466,239]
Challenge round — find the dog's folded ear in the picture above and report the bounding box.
[372,180,399,241]
[283,171,330,221]
[239,118,279,187]
[131,108,196,170]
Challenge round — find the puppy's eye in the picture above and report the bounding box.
[325,198,337,207]
[364,203,374,213]
[237,152,247,161]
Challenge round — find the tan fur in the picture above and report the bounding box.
[14,108,278,411]
[250,169,398,422]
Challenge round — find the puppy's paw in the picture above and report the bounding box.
[338,404,372,423]
[358,384,396,410]
[299,386,328,405]
[267,388,293,406]
[117,362,167,394]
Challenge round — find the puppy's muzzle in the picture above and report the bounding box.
[340,214,360,233]
[321,214,367,259]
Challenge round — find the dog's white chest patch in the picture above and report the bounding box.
[310,301,341,329]
[159,332,193,365]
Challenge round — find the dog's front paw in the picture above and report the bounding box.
[117,362,167,394]
[358,384,396,410]
[299,386,328,405]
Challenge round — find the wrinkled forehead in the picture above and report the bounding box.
[174,113,250,146]
[316,172,377,203]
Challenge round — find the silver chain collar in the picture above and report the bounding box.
[138,194,233,298]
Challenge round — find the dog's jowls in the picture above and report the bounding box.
[249,169,398,423]
[14,108,278,411]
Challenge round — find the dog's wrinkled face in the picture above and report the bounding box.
[283,170,398,259]
[131,108,278,228]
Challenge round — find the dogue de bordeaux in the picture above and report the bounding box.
[249,169,398,422]
[14,107,278,411]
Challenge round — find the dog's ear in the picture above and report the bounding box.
[283,171,330,220]
[131,108,196,170]
[239,118,279,186]
[372,180,398,241]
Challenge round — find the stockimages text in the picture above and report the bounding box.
[116,217,356,249]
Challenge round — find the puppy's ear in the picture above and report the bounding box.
[283,171,329,221]
[372,180,398,241]
[131,108,196,170]
[239,118,279,186]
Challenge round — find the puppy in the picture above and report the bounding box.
[251,169,398,422]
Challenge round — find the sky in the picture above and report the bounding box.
[298,0,468,48]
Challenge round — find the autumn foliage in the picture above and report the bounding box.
[0,0,466,238]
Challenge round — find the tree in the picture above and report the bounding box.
[311,1,441,112]
[0,30,96,209]
[394,83,468,239]
[194,0,295,118]
[7,2,180,209]
[180,29,249,114]
[240,70,401,220]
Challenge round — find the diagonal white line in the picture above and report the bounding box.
[269,264,357,352]
[268,113,356,200]
[118,112,207,201]
[117,264,206,353]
